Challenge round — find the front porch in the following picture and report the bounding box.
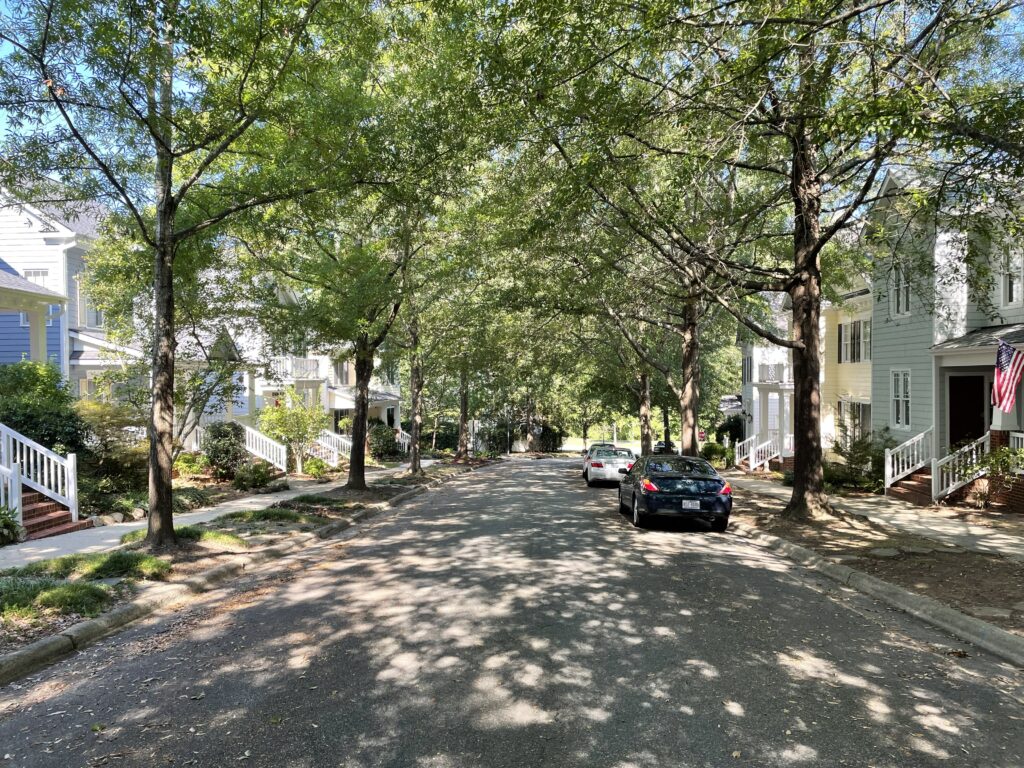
[884,325,1024,506]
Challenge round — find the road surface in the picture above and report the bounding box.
[2,459,1022,767]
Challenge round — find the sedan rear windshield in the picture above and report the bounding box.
[645,458,716,475]
[595,449,632,459]
[654,477,724,494]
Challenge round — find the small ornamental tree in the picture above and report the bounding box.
[258,387,328,475]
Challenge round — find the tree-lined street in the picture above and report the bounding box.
[2,460,1021,767]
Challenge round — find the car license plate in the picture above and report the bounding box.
[680,500,701,510]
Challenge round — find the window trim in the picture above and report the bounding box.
[1001,249,1023,308]
[891,262,912,317]
[19,270,55,328]
[890,368,912,430]
[77,282,105,330]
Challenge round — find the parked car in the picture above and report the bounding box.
[617,455,732,531]
[581,442,617,472]
[653,440,676,454]
[583,447,635,486]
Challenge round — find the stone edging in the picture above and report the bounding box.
[0,464,485,687]
[730,519,1024,667]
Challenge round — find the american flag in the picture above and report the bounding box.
[993,340,1024,413]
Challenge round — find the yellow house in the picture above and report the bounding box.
[821,280,873,460]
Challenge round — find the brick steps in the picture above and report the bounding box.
[19,488,93,541]
[887,469,934,507]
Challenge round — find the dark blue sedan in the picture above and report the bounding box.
[617,455,732,531]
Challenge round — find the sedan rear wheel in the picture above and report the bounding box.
[711,516,729,533]
[631,495,645,528]
[585,470,595,487]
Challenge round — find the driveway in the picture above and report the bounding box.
[1,459,1022,767]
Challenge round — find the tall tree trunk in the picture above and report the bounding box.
[662,406,671,449]
[525,398,535,452]
[146,10,177,547]
[678,302,701,456]
[581,422,589,447]
[431,414,438,450]
[347,337,374,490]
[639,372,653,455]
[409,322,424,474]
[785,125,828,519]
[455,364,469,459]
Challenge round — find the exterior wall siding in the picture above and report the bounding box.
[871,266,936,440]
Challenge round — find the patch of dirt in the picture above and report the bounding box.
[734,494,1024,637]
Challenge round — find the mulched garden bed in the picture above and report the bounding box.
[733,493,1024,637]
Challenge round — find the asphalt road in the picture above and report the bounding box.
[2,459,1023,767]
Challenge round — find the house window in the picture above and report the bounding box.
[18,270,55,327]
[79,287,104,329]
[741,355,753,385]
[1002,250,1023,307]
[838,401,872,446]
[892,262,911,316]
[890,369,911,429]
[838,320,870,363]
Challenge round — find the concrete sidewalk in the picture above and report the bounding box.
[0,462,430,570]
[725,470,1024,563]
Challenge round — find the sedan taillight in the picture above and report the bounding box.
[641,478,659,492]
[591,461,604,468]
[719,482,732,496]
[626,462,634,471]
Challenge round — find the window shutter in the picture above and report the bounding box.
[837,324,844,364]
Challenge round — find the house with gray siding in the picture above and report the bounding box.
[870,175,1024,505]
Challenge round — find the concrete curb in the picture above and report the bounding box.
[0,462,489,687]
[731,519,1024,667]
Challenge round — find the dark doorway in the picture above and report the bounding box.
[948,375,986,446]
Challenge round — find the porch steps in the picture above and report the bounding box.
[21,490,92,540]
[887,468,934,507]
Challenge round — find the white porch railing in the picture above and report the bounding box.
[750,438,780,471]
[884,428,933,489]
[0,463,23,524]
[932,432,990,501]
[240,424,288,472]
[318,430,352,459]
[270,356,321,380]
[0,423,78,521]
[735,436,756,468]
[308,440,339,468]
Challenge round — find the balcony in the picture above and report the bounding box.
[270,356,321,380]
[758,362,789,384]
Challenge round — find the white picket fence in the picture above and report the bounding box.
[0,422,78,521]
[884,428,932,489]
[0,463,23,524]
[932,432,990,501]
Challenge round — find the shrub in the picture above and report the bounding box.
[700,442,728,464]
[232,461,274,491]
[0,576,58,613]
[221,508,308,524]
[303,457,329,479]
[368,423,400,461]
[202,421,247,479]
[0,505,25,546]
[715,415,745,447]
[175,487,211,511]
[832,426,897,492]
[174,452,210,479]
[336,416,353,435]
[0,361,88,452]
[781,470,795,487]
[535,424,565,453]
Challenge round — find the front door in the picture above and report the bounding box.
[948,375,986,447]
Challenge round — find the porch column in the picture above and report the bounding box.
[27,307,47,363]
[991,400,1021,434]
[758,389,768,439]
[247,371,257,415]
